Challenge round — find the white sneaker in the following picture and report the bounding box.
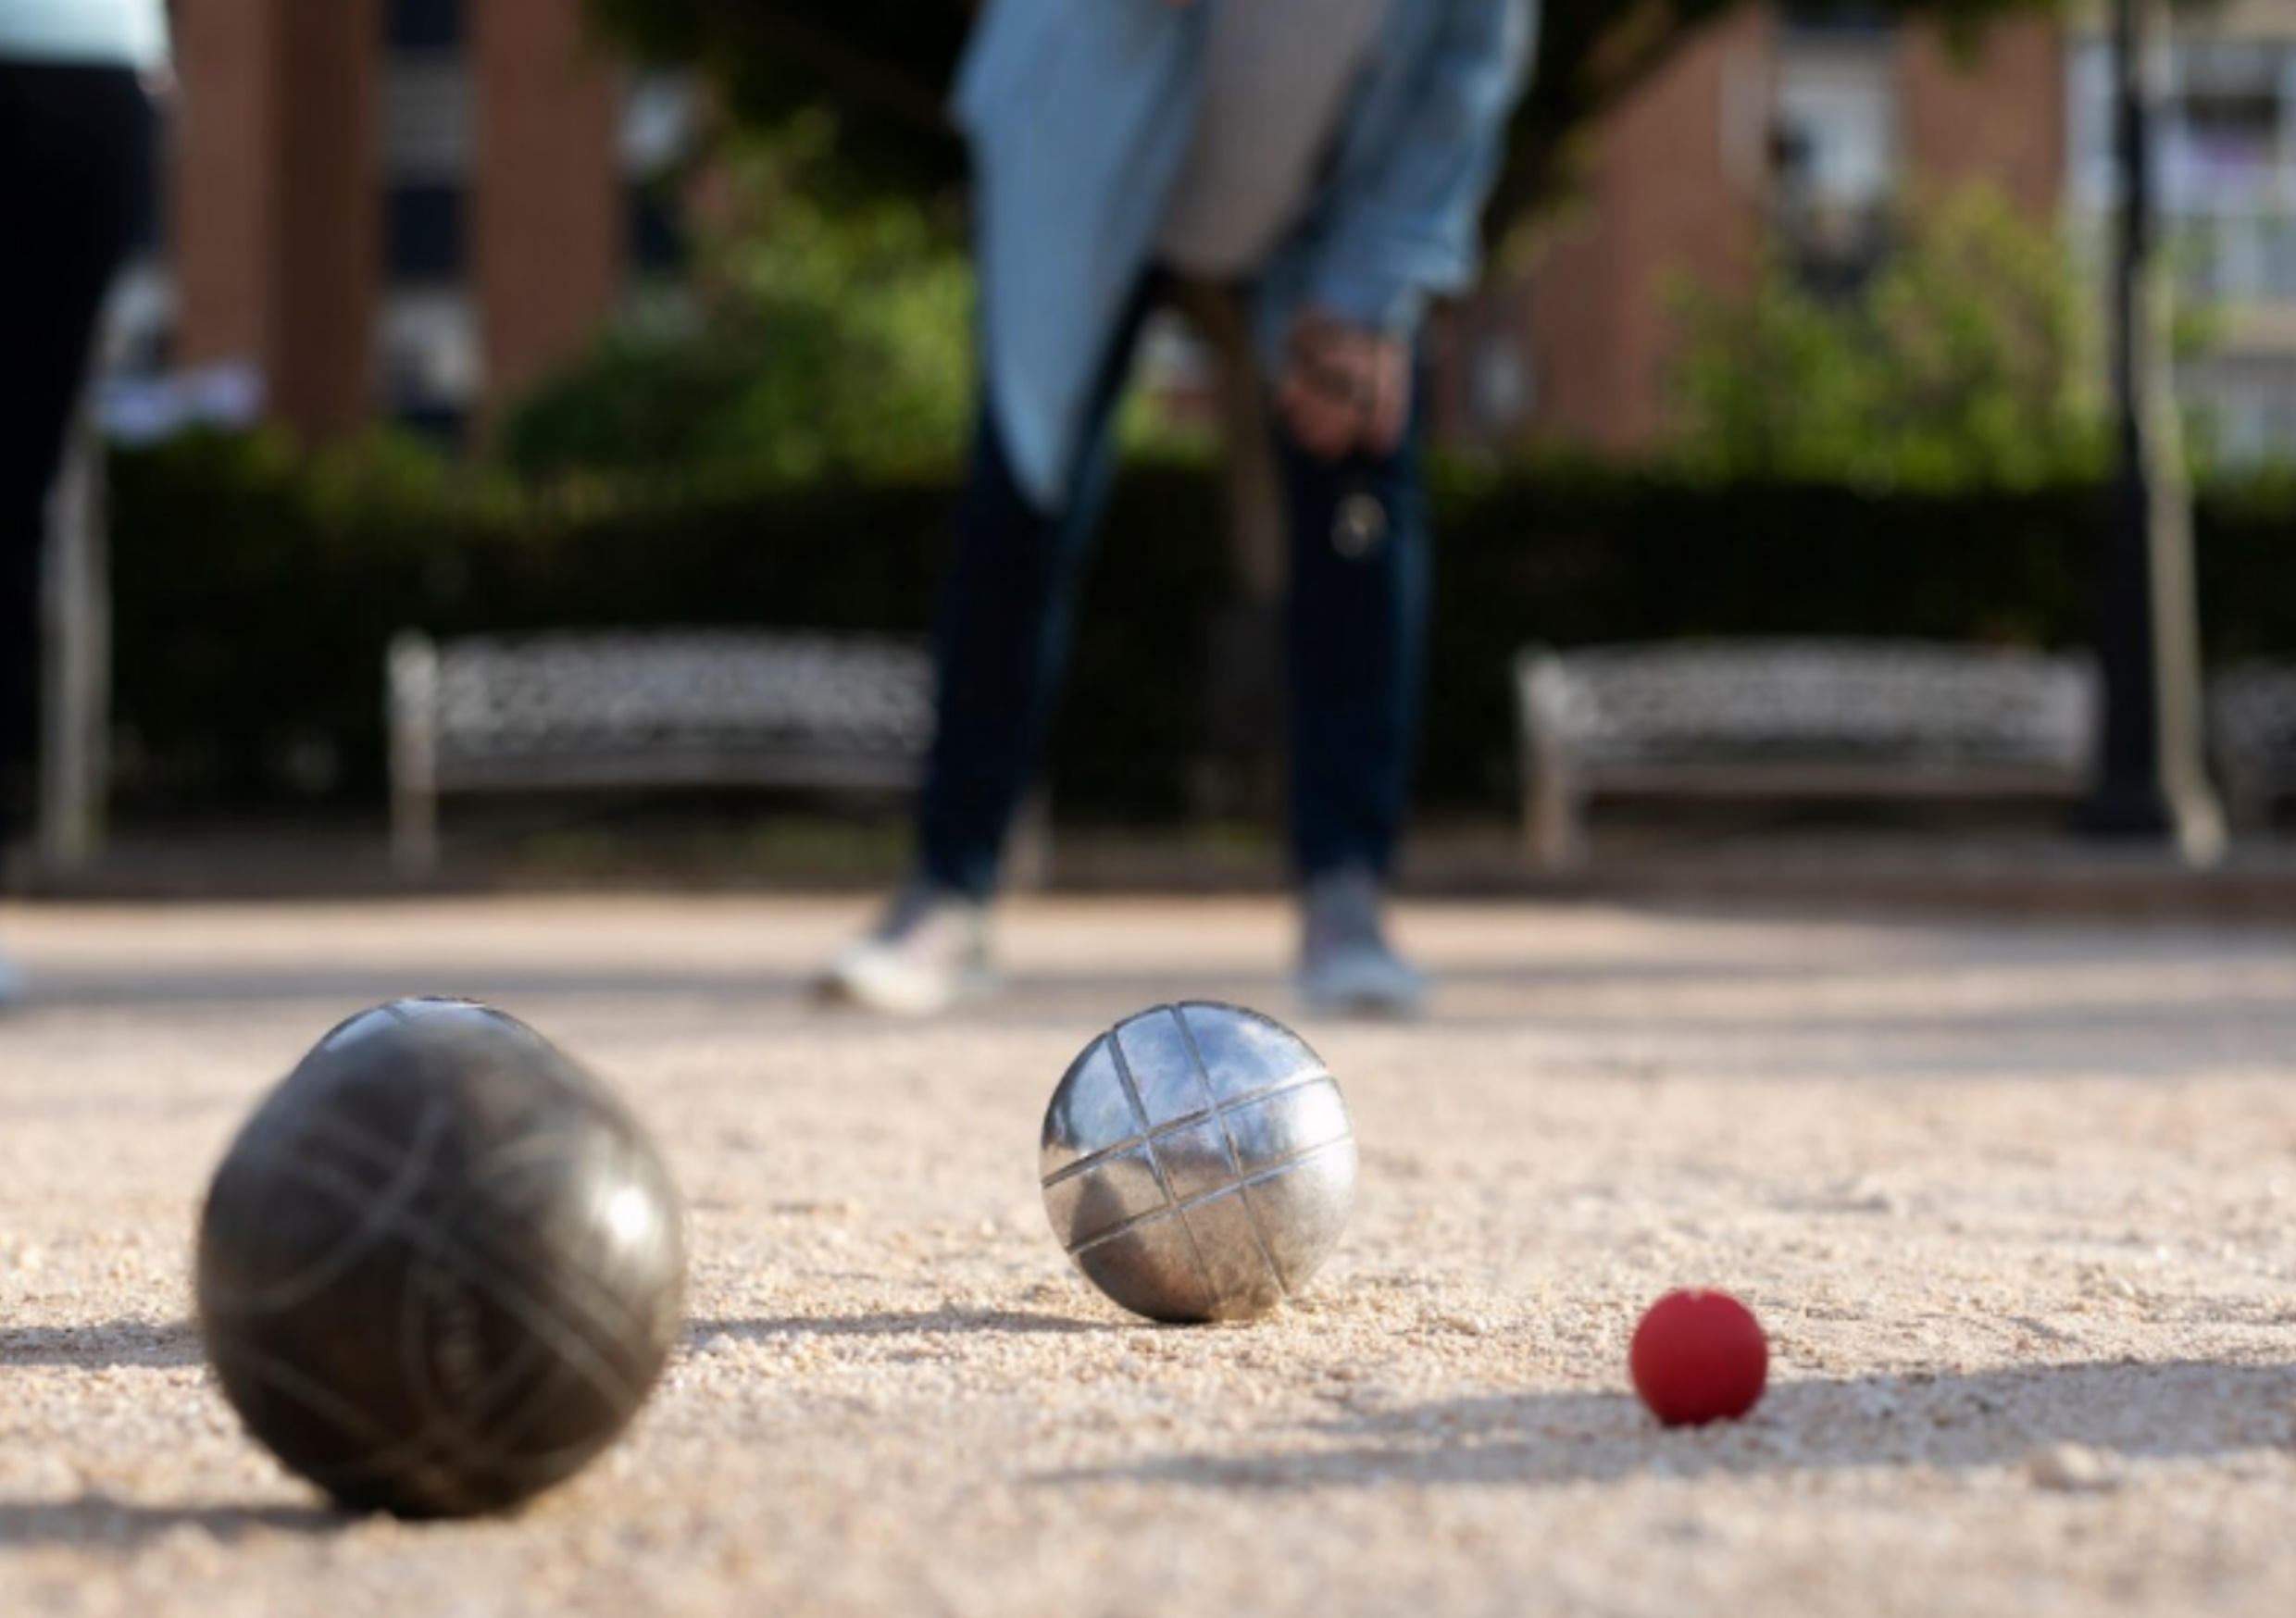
[817,880,996,1015]
[1298,868,1427,1019]
[0,950,24,1011]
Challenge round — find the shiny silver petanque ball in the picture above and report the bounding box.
[195,998,687,1518]
[1040,1002,1356,1324]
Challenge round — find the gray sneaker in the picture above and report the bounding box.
[0,950,23,1012]
[817,880,996,1014]
[1299,868,1427,1018]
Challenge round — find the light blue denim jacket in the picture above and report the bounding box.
[955,0,1538,508]
[0,0,169,68]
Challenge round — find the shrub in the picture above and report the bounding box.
[1667,186,2112,490]
[497,122,976,489]
[105,432,2296,824]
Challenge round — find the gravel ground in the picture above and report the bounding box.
[2,894,2293,1618]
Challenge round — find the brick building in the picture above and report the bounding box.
[115,0,684,442]
[1455,0,2296,464]
[105,1,2296,463]
[1446,5,2064,453]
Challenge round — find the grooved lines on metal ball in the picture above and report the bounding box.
[217,1099,666,1388]
[206,1101,663,1488]
[1171,1007,1287,1301]
[1047,1007,1353,1284]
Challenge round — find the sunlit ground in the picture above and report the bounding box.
[2,894,2293,1617]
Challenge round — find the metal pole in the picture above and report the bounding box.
[2081,0,2224,864]
[37,413,109,874]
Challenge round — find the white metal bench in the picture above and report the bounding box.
[2208,659,2296,829]
[388,629,935,875]
[1512,640,2100,869]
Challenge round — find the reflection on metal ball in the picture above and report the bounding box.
[1040,1002,1356,1324]
[196,998,687,1518]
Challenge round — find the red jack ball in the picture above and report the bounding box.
[1629,1288,1768,1427]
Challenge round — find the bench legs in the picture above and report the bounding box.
[1528,748,1586,873]
[388,632,440,878]
[392,779,439,879]
[1005,787,1054,893]
[2220,763,2272,839]
[1515,648,1588,872]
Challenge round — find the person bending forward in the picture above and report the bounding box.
[822,0,1537,1016]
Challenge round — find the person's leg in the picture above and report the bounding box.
[1279,361,1433,1014]
[1281,368,1431,883]
[0,64,152,858]
[821,273,1162,1012]
[0,65,150,1007]
[917,274,1166,901]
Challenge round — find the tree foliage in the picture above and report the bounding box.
[586,0,2065,228]
[499,122,975,487]
[1666,185,2108,488]
[1490,0,2058,234]
[587,0,972,203]
[562,2,2071,490]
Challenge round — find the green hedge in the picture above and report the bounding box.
[106,433,2296,820]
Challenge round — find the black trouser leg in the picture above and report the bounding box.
[0,63,152,850]
[917,273,1165,898]
[1278,362,1432,883]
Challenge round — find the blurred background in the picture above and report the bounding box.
[24,0,2296,901]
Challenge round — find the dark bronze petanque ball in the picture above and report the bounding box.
[195,998,687,1519]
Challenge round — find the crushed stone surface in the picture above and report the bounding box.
[2,895,2293,1617]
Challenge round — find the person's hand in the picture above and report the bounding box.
[1278,312,1410,463]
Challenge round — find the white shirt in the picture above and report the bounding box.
[1155,0,1395,279]
[0,0,169,68]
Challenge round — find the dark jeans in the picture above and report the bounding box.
[918,271,1430,899]
[0,63,152,848]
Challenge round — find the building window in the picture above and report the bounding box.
[379,47,471,283]
[388,0,463,54]
[381,56,472,192]
[1771,21,1901,295]
[1779,2,1894,39]
[2070,26,2296,466]
[2165,44,2287,210]
[630,191,688,276]
[381,1,477,427]
[2069,33,2296,304]
[379,290,480,441]
[622,74,699,281]
[1775,40,1900,211]
[385,181,465,281]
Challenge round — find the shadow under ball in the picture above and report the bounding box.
[1041,1002,1357,1324]
[196,999,687,1518]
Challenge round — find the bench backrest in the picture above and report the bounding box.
[392,630,934,760]
[2210,661,2296,780]
[1519,641,2098,768]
